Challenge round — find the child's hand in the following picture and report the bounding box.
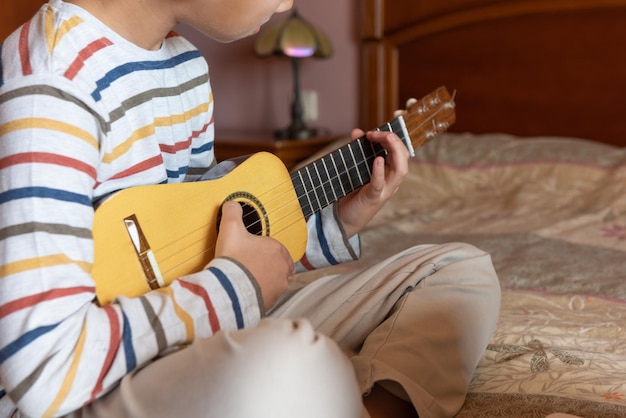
[337,129,410,237]
[215,201,293,310]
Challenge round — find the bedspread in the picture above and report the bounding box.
[292,132,626,417]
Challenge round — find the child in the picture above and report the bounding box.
[0,0,501,417]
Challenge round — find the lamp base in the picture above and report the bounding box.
[274,126,319,140]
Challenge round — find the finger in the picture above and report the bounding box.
[363,131,407,174]
[366,131,408,157]
[383,131,410,161]
[350,128,365,141]
[219,201,245,231]
[366,156,386,199]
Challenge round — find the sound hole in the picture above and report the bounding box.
[240,202,262,235]
[216,198,266,236]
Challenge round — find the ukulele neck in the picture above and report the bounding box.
[290,116,411,218]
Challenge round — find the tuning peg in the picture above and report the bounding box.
[393,97,420,118]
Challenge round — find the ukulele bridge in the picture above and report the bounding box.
[124,214,165,290]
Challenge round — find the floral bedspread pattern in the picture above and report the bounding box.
[292,133,626,417]
[461,289,626,417]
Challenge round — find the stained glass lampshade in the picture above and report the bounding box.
[254,10,332,139]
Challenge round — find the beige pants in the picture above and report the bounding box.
[74,243,501,418]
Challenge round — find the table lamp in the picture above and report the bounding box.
[254,10,332,140]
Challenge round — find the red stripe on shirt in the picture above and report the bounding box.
[178,280,221,334]
[0,152,97,179]
[190,122,211,141]
[159,122,212,154]
[94,155,164,188]
[64,38,113,80]
[299,253,315,271]
[19,20,33,76]
[90,305,121,401]
[159,138,192,155]
[0,286,95,320]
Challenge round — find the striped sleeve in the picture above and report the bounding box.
[296,205,361,271]
[0,3,262,417]
[0,75,261,417]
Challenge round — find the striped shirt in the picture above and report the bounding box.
[0,1,359,416]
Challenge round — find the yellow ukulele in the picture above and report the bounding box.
[92,87,456,304]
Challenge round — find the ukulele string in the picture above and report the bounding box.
[151,102,449,276]
[152,142,392,276]
[236,105,450,241]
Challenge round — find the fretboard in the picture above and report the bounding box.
[291,117,410,218]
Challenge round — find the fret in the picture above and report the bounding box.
[320,156,339,202]
[291,124,400,218]
[312,159,331,209]
[327,152,346,197]
[336,147,355,192]
[378,121,393,133]
[305,164,325,212]
[288,86,455,218]
[355,139,373,179]
[304,164,323,213]
[345,142,364,189]
[368,140,387,162]
[382,117,414,157]
[294,170,314,217]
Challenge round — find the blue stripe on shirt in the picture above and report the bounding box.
[91,50,203,101]
[208,266,244,329]
[192,141,213,155]
[0,323,59,364]
[121,312,137,372]
[315,212,339,265]
[166,166,188,180]
[0,187,92,206]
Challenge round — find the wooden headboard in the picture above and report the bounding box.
[360,0,626,146]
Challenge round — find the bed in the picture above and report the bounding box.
[294,1,626,416]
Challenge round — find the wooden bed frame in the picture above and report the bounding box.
[360,0,626,147]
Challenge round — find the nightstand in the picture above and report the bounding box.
[214,131,345,171]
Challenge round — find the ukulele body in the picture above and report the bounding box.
[92,152,307,304]
[92,86,456,305]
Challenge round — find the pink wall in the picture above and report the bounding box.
[177,0,360,137]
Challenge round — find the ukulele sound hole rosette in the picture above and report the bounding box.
[217,192,268,237]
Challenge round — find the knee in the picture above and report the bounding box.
[445,242,501,320]
[439,242,500,285]
[217,318,363,418]
[414,242,501,311]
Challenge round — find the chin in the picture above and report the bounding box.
[209,32,249,44]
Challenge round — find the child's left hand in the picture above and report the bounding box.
[337,128,410,237]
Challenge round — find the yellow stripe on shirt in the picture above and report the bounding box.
[0,254,91,278]
[45,5,84,53]
[153,102,209,127]
[0,119,98,149]
[157,286,195,343]
[101,102,209,164]
[43,324,88,417]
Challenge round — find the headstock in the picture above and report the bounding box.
[400,86,456,153]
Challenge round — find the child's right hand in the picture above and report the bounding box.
[214,201,293,310]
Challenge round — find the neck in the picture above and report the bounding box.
[290,117,410,218]
[64,0,174,50]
